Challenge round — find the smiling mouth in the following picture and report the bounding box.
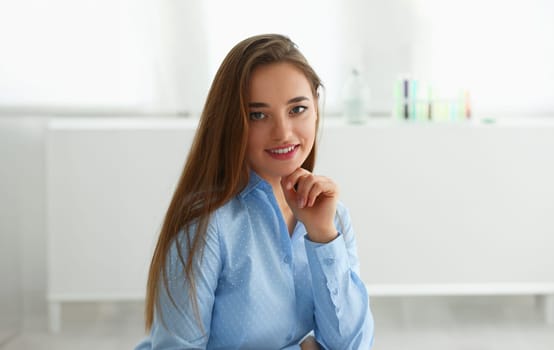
[267,145,298,155]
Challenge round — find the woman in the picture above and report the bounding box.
[136,34,374,349]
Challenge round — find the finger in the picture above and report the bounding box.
[295,173,318,208]
[306,178,336,207]
[282,169,310,208]
[282,168,310,191]
[280,175,300,209]
[306,181,324,207]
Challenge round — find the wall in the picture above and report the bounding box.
[2,0,554,117]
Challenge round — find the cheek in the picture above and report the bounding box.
[301,117,317,142]
[246,135,256,156]
[246,127,264,154]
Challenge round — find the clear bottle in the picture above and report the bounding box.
[342,69,369,124]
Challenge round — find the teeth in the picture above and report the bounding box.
[270,145,295,154]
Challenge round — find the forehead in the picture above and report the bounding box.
[248,62,313,102]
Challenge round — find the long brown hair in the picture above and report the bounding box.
[144,34,323,331]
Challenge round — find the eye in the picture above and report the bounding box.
[290,105,307,115]
[249,111,267,121]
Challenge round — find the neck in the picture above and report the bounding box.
[267,177,296,236]
[267,178,286,206]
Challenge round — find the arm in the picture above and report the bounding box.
[281,170,374,349]
[304,205,374,349]
[149,219,222,349]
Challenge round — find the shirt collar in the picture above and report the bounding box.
[239,171,272,199]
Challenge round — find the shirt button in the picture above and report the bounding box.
[284,255,291,264]
[332,288,339,295]
[324,257,335,266]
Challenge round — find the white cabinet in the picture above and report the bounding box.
[46,119,198,332]
[316,121,554,292]
[46,118,554,331]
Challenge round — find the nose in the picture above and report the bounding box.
[271,113,292,141]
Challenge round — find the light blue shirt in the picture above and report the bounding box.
[135,172,374,349]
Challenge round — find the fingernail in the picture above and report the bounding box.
[298,198,304,208]
[287,182,292,190]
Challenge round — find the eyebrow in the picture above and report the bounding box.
[248,96,310,108]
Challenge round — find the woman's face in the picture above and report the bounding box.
[246,62,317,183]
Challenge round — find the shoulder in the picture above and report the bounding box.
[176,195,244,239]
[213,195,248,225]
[193,195,251,245]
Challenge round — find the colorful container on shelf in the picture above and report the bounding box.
[394,77,471,121]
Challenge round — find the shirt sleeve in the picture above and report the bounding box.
[147,216,222,349]
[303,203,375,349]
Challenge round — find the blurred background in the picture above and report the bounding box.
[1,0,554,349]
[2,0,554,117]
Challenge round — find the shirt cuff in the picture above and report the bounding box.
[304,232,350,300]
[304,233,348,272]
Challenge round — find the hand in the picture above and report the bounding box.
[300,336,321,350]
[281,168,339,243]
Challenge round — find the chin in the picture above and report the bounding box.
[277,162,305,177]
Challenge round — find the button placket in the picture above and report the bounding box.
[283,255,291,264]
